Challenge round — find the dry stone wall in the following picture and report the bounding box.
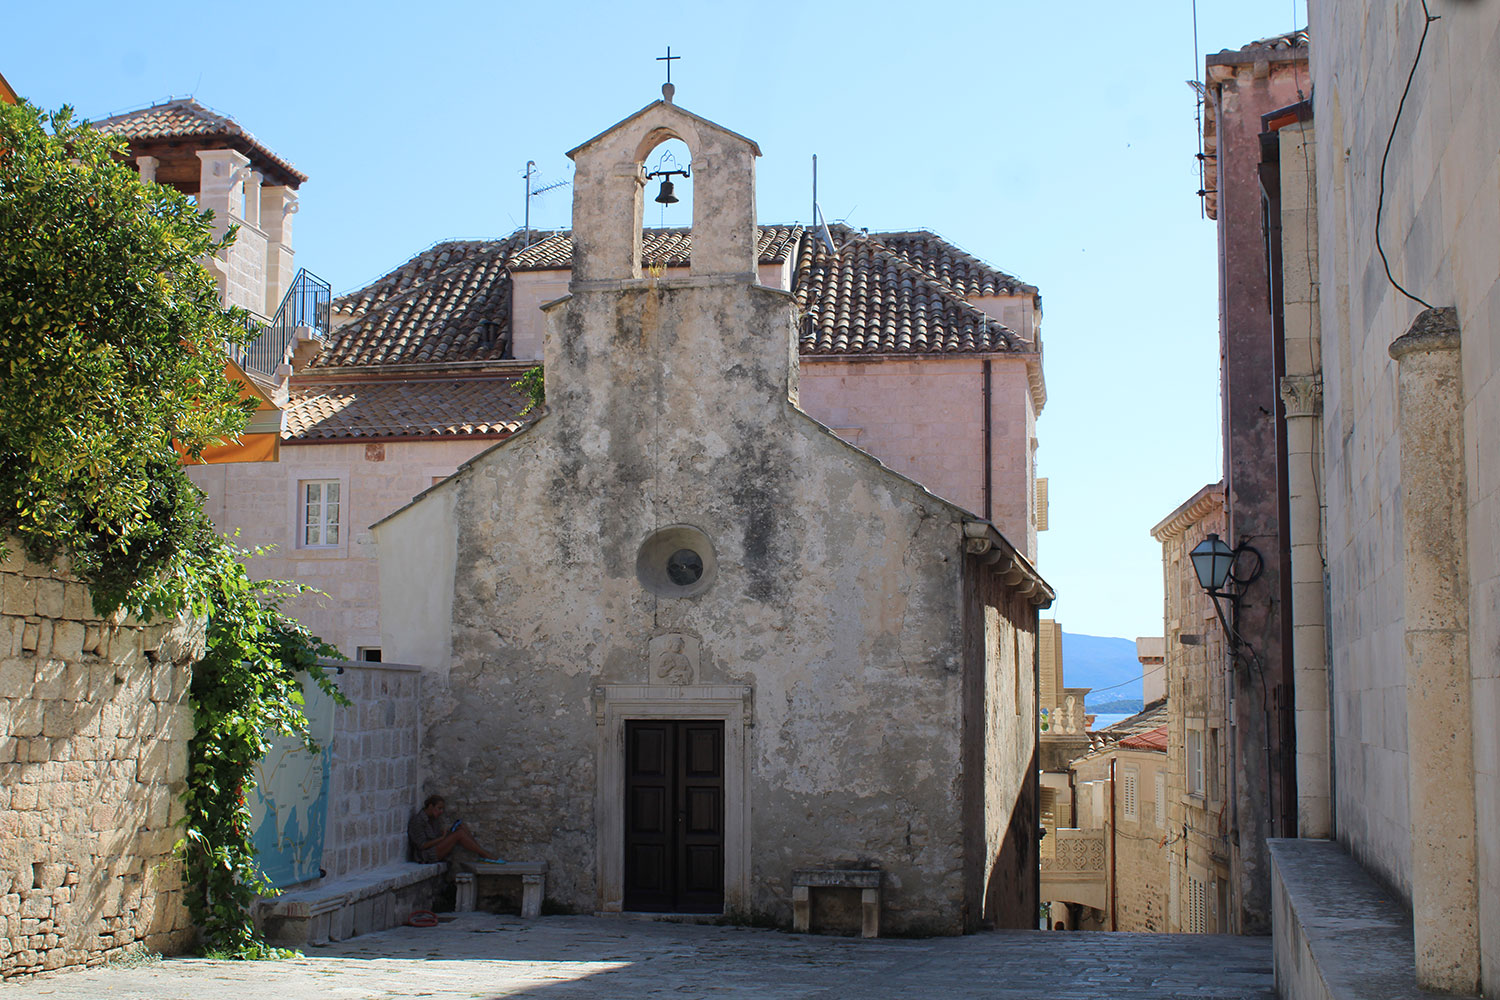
[0,551,198,978]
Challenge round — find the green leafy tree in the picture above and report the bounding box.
[1,102,347,955]
[0,102,253,611]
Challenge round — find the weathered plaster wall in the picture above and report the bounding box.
[1311,0,1500,989]
[323,661,424,878]
[0,552,198,977]
[380,280,1038,932]
[188,438,489,657]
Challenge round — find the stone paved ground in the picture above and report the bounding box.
[5,914,1275,1000]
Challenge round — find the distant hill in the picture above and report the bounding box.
[1061,632,1145,709]
[1089,697,1145,715]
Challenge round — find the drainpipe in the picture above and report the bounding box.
[982,359,993,521]
[1108,758,1117,931]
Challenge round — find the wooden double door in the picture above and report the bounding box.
[623,720,725,913]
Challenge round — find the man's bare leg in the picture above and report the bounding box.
[432,826,495,861]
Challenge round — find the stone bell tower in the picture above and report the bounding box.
[566,90,760,283]
[542,90,799,430]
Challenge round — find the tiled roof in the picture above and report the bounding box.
[794,228,1021,356]
[313,244,515,369]
[1084,699,1170,755]
[1241,28,1309,52]
[1117,725,1168,752]
[850,230,1037,299]
[93,98,307,186]
[337,238,519,321]
[506,226,804,271]
[284,373,532,440]
[326,226,1036,371]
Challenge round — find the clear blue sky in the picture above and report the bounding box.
[5,0,1304,640]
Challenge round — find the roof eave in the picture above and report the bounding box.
[962,521,1055,608]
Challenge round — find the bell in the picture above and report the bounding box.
[654,178,678,205]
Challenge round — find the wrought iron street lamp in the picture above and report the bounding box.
[1189,532,1263,649]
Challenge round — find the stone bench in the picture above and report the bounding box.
[457,861,548,918]
[254,862,448,947]
[791,868,882,938]
[1269,839,1462,1000]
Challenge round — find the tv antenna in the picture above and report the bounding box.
[523,161,570,248]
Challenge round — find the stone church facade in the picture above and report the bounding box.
[377,97,1052,932]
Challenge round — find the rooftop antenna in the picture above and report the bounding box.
[812,155,836,255]
[523,161,569,249]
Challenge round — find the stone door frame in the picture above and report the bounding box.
[593,684,752,914]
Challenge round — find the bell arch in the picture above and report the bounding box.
[567,101,760,284]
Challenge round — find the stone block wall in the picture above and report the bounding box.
[1311,1,1500,989]
[322,661,423,877]
[0,551,198,978]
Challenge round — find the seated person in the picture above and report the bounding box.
[408,794,503,863]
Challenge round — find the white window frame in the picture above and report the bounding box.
[1155,771,1167,827]
[1187,728,1205,798]
[300,479,342,548]
[289,471,349,555]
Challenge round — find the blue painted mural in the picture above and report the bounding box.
[248,672,338,888]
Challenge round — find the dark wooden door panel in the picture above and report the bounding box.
[624,720,724,913]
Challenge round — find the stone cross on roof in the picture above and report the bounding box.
[657,46,680,102]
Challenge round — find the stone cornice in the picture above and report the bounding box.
[1150,481,1225,542]
[962,521,1055,608]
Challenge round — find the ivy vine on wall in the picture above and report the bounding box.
[1,102,347,956]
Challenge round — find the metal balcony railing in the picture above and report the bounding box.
[241,269,331,377]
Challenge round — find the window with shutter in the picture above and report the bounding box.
[1188,876,1207,934]
[1122,768,1139,821]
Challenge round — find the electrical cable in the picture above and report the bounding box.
[1374,0,1441,311]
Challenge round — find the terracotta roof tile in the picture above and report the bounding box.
[319,226,1036,372]
[1084,700,1170,755]
[284,373,533,440]
[336,238,520,321]
[794,229,1022,356]
[506,226,803,271]
[856,230,1037,300]
[1240,28,1309,53]
[1117,725,1168,752]
[313,245,515,369]
[93,98,306,186]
